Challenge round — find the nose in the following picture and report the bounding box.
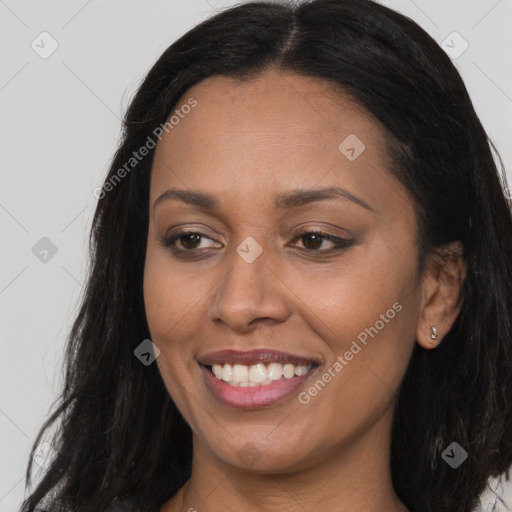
[208,239,291,332]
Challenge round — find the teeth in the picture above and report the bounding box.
[212,364,223,379]
[248,363,267,383]
[233,364,249,383]
[294,365,308,376]
[210,362,313,387]
[221,364,233,382]
[283,364,295,379]
[267,362,282,380]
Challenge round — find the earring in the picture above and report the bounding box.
[431,326,438,340]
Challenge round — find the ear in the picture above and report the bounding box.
[416,241,466,349]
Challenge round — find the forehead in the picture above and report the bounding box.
[149,69,408,216]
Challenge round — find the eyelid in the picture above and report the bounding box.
[160,227,220,248]
[160,226,354,256]
[290,227,353,251]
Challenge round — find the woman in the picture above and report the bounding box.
[21,1,512,511]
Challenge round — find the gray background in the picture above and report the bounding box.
[1,0,511,510]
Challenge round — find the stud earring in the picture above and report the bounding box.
[431,326,438,340]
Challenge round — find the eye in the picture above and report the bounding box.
[290,228,353,252]
[160,227,353,258]
[161,230,220,253]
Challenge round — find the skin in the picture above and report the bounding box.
[143,68,466,512]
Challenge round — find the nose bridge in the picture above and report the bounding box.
[209,236,289,329]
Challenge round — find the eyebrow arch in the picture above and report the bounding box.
[153,186,375,213]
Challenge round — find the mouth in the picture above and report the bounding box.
[202,361,317,386]
[197,349,321,408]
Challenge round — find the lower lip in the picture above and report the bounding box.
[199,364,318,409]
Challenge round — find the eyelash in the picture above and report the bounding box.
[160,227,353,257]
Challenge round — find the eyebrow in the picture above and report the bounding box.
[153,186,375,213]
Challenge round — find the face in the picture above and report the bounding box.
[143,69,424,473]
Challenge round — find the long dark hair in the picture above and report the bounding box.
[21,1,512,511]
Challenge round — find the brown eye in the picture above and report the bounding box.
[292,229,353,252]
[177,233,203,250]
[300,232,326,250]
[161,230,220,252]
[160,228,353,259]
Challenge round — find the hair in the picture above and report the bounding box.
[21,1,512,511]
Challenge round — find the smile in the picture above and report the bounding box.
[198,349,320,408]
[209,362,314,387]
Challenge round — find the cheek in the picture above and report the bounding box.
[143,259,171,342]
[289,243,415,336]
[290,242,419,410]
[143,247,203,343]
[290,281,416,447]
[143,249,203,418]
[142,243,219,401]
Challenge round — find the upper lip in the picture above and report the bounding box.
[197,349,320,367]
